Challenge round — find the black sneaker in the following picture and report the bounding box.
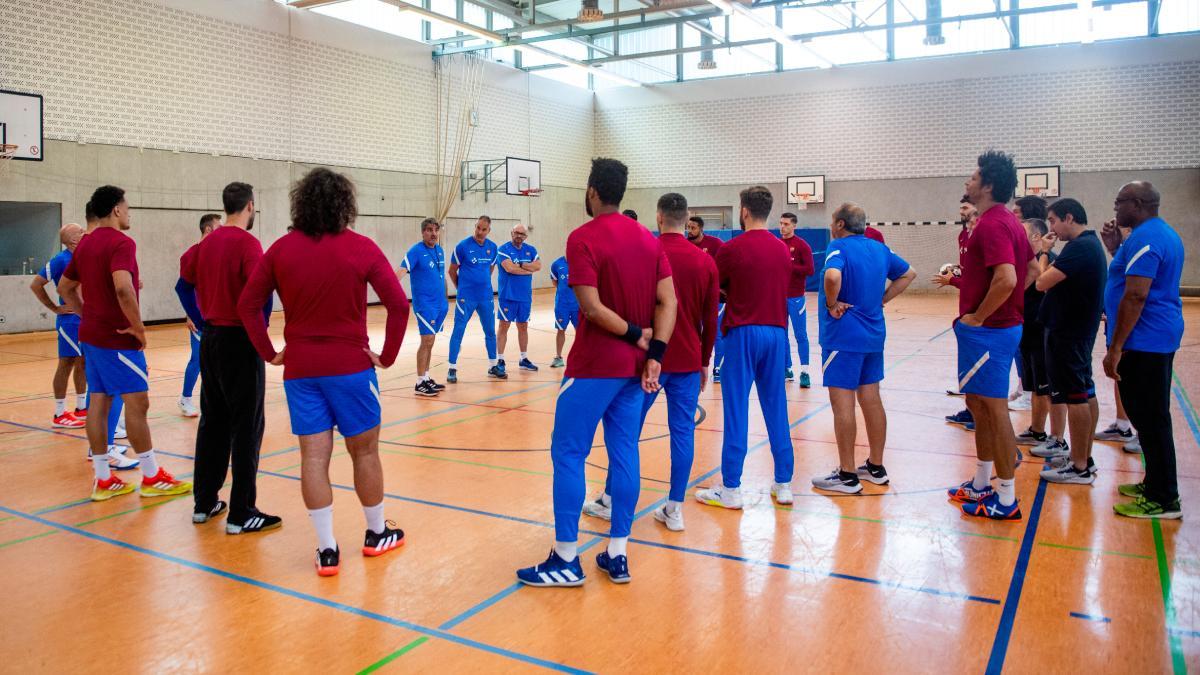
[192,500,227,524]
[414,380,439,397]
[226,511,282,535]
[362,520,405,557]
[488,365,508,379]
[446,368,458,384]
[1016,427,1048,446]
[856,461,889,485]
[315,547,340,576]
[811,469,863,494]
[428,379,446,391]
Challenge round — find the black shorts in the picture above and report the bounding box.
[1020,324,1050,396]
[1044,330,1097,405]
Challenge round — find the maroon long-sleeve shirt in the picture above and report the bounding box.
[659,233,720,372]
[781,234,815,298]
[237,229,410,380]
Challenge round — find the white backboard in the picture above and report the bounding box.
[786,175,825,204]
[506,157,541,195]
[0,90,44,161]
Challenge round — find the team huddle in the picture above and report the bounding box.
[30,151,1186,580]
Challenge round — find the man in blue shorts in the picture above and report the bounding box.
[516,158,676,586]
[496,223,541,372]
[811,203,914,494]
[447,216,504,382]
[399,218,449,397]
[30,222,88,429]
[948,151,1037,521]
[549,253,578,368]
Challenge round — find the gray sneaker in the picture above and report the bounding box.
[1030,437,1070,459]
[1123,436,1143,454]
[811,469,863,494]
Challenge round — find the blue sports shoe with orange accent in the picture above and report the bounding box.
[517,550,585,587]
[961,493,1022,521]
[948,480,993,503]
[596,551,631,584]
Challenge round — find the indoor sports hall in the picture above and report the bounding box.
[0,0,1198,672]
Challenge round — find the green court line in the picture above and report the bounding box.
[1154,518,1186,674]
[357,637,429,674]
[0,530,56,550]
[73,494,191,526]
[1035,540,1154,560]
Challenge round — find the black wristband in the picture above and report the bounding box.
[622,323,643,345]
[646,339,668,363]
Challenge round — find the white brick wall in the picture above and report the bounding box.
[0,0,594,187]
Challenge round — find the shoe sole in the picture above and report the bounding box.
[857,475,890,486]
[91,487,136,501]
[770,493,795,505]
[180,412,199,418]
[362,537,405,557]
[520,366,538,371]
[948,492,990,504]
[1039,474,1096,485]
[694,497,742,509]
[53,422,85,428]
[414,391,440,397]
[1123,446,1143,454]
[226,521,283,535]
[141,486,194,498]
[517,577,586,588]
[316,565,340,577]
[800,384,810,389]
[604,573,631,584]
[582,508,612,520]
[652,510,684,531]
[488,374,508,379]
[193,508,228,524]
[963,510,1023,521]
[1114,510,1183,520]
[811,484,862,495]
[1095,434,1132,442]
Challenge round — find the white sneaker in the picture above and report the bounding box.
[770,482,794,505]
[652,504,685,531]
[1040,459,1097,484]
[1008,389,1022,402]
[581,495,612,520]
[694,485,743,509]
[1008,392,1032,411]
[106,446,140,470]
[811,469,863,494]
[178,396,198,418]
[1124,437,1143,454]
[1030,437,1069,459]
[114,421,127,440]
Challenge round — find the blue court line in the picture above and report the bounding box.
[1170,627,1200,639]
[634,537,1000,604]
[0,503,592,675]
[1173,382,1200,453]
[985,478,1049,675]
[1069,612,1112,624]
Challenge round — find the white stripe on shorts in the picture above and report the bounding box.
[558,378,576,398]
[58,327,82,356]
[369,380,381,406]
[822,351,838,373]
[416,312,436,333]
[117,353,149,383]
[958,351,991,391]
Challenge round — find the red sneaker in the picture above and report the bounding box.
[53,412,85,428]
[92,475,135,501]
[73,407,88,419]
[140,468,193,497]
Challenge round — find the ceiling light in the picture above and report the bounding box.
[579,0,605,22]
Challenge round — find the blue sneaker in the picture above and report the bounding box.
[965,421,975,431]
[948,480,994,503]
[446,368,457,384]
[519,358,538,372]
[595,551,631,584]
[488,365,508,380]
[712,367,720,384]
[516,550,585,587]
[945,409,973,427]
[961,493,1022,521]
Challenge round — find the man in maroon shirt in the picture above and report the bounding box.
[59,185,192,502]
[696,186,795,510]
[687,215,726,381]
[947,151,1038,521]
[239,168,410,576]
[864,225,886,243]
[583,193,719,532]
[779,212,815,387]
[180,182,279,533]
[517,158,677,587]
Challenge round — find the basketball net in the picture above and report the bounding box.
[1027,187,1043,197]
[795,193,811,211]
[0,144,17,179]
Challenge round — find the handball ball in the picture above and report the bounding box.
[939,263,962,277]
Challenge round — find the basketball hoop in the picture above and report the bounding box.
[519,188,543,198]
[1028,186,1043,197]
[794,192,812,211]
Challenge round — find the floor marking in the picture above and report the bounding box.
[985,478,1049,674]
[357,637,430,673]
[1069,612,1112,623]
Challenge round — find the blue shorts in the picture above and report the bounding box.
[283,368,381,437]
[497,300,531,323]
[413,300,448,336]
[554,308,579,331]
[954,321,1022,399]
[820,349,883,390]
[82,342,149,395]
[56,316,82,358]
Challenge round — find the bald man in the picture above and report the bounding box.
[496,223,542,372]
[31,223,89,428]
[1103,181,1185,519]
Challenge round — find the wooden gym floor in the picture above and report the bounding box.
[0,291,1198,673]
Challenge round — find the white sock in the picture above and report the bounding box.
[92,455,111,480]
[76,394,87,410]
[138,450,160,478]
[55,399,66,416]
[607,537,628,557]
[600,493,612,507]
[308,505,337,551]
[416,376,426,386]
[554,540,578,561]
[498,352,505,361]
[520,352,527,360]
[973,461,993,491]
[665,500,682,515]
[424,371,432,381]
[449,362,457,369]
[488,359,497,367]
[1116,418,1131,431]
[997,478,1016,506]
[363,501,386,534]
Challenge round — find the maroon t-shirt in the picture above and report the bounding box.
[781,234,815,298]
[181,226,263,327]
[565,212,672,379]
[695,234,723,259]
[958,204,1034,328]
[864,226,885,243]
[659,233,719,373]
[716,229,791,333]
[64,226,142,351]
[238,229,410,380]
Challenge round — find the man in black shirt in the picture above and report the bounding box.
[1018,219,1068,457]
[1034,198,1108,484]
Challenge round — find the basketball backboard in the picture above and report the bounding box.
[506,157,541,196]
[1016,165,1060,198]
[786,175,825,205]
[0,90,44,161]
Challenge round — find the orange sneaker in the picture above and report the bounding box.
[140,468,193,497]
[53,412,85,428]
[92,475,136,501]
